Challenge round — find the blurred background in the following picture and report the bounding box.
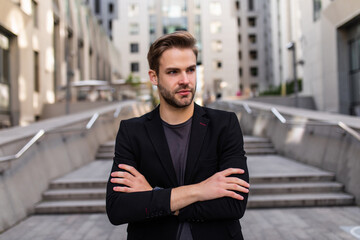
[0,0,359,128]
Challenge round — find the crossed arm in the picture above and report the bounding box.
[111,163,249,215]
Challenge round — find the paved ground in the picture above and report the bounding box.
[1,207,359,240]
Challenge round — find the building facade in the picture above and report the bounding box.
[0,0,120,127]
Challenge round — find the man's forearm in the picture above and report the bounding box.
[170,184,199,213]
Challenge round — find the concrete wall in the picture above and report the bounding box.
[0,101,149,233]
[212,100,360,206]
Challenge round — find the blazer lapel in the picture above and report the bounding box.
[184,104,209,184]
[145,107,178,187]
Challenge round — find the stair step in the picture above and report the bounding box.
[250,172,335,183]
[43,188,106,200]
[50,179,107,189]
[250,182,343,194]
[243,136,270,143]
[247,193,354,208]
[244,143,274,149]
[35,200,105,214]
[246,148,277,155]
[95,152,114,159]
[101,141,115,147]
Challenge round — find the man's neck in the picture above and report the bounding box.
[159,102,194,125]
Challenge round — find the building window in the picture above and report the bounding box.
[128,3,139,17]
[0,32,10,114]
[209,2,222,16]
[109,3,114,13]
[235,0,240,10]
[238,51,242,60]
[130,43,139,53]
[237,17,241,27]
[250,67,258,77]
[108,20,112,30]
[313,0,321,21]
[250,50,257,60]
[213,60,222,70]
[129,23,139,35]
[238,34,241,43]
[239,68,242,77]
[131,62,139,72]
[248,17,256,27]
[349,39,360,72]
[249,34,257,44]
[95,0,101,14]
[34,51,40,92]
[210,21,221,34]
[248,0,254,11]
[32,0,38,28]
[211,40,222,52]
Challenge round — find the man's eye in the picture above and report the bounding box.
[187,68,195,73]
[168,70,177,74]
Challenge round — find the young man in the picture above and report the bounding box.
[106,31,249,240]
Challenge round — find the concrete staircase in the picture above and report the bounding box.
[34,136,354,214]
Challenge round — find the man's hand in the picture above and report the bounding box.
[111,164,152,192]
[170,168,249,212]
[195,168,250,201]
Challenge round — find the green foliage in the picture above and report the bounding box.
[260,79,302,96]
[126,73,141,87]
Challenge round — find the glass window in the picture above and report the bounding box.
[209,2,222,16]
[239,68,242,77]
[211,40,222,52]
[248,0,254,11]
[130,43,139,53]
[210,21,221,34]
[250,50,257,60]
[128,3,139,17]
[237,17,241,27]
[349,39,360,72]
[131,62,139,72]
[235,1,240,10]
[248,17,256,27]
[32,0,38,28]
[108,20,112,30]
[95,0,100,14]
[238,51,242,60]
[238,34,242,43]
[34,51,40,92]
[249,34,257,44]
[213,60,222,70]
[250,67,258,76]
[129,23,139,35]
[109,3,114,13]
[313,0,321,21]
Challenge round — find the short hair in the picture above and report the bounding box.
[147,31,198,75]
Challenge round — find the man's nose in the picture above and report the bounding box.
[179,71,190,85]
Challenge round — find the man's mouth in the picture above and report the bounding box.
[177,90,191,96]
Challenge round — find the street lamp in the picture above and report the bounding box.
[287,41,299,108]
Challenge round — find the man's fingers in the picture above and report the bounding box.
[225,177,250,188]
[226,183,249,193]
[113,186,133,193]
[111,171,134,180]
[118,164,140,177]
[225,190,244,200]
[110,178,132,187]
[221,168,245,177]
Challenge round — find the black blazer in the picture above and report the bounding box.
[106,104,249,240]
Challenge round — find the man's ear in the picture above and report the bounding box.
[148,70,158,86]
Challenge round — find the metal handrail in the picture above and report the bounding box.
[227,101,360,142]
[0,106,123,164]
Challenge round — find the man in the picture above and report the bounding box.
[106,31,249,240]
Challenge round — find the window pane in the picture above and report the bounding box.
[350,39,359,72]
[130,43,139,53]
[128,3,139,17]
[131,62,139,72]
[209,2,222,16]
[211,40,222,52]
[210,21,221,34]
[129,23,139,35]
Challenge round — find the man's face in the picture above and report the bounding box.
[154,48,197,108]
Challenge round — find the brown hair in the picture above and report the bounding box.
[147,31,198,75]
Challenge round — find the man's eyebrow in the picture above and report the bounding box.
[187,65,197,69]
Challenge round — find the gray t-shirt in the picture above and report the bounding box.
[162,117,193,240]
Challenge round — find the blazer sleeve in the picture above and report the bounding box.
[178,112,249,222]
[106,120,173,225]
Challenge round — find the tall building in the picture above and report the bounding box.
[297,0,360,115]
[85,0,118,40]
[113,0,240,100]
[0,0,120,127]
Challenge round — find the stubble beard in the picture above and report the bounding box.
[157,81,196,109]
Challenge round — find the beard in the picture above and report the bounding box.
[157,81,196,108]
